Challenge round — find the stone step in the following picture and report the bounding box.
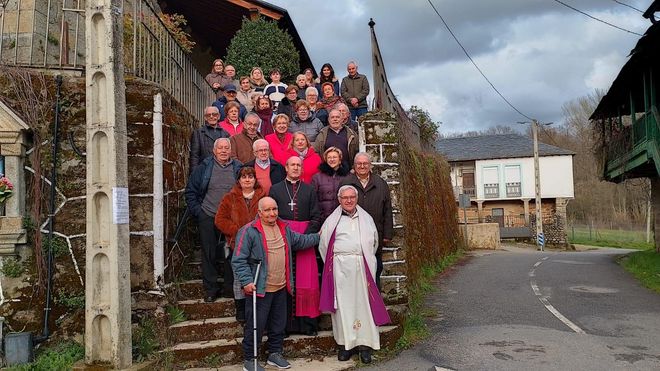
[169,314,335,343]
[184,356,356,371]
[178,298,236,320]
[167,325,401,367]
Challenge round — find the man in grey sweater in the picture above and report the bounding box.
[340,61,370,121]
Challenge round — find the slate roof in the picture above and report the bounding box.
[435,134,575,162]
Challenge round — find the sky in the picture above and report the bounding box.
[267,0,652,134]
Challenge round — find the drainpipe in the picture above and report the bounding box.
[35,75,63,343]
[153,94,164,288]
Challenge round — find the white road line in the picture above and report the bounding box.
[529,260,586,334]
[534,261,543,267]
[542,256,549,261]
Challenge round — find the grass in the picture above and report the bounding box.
[621,249,660,294]
[569,226,653,250]
[166,305,186,324]
[6,341,84,371]
[1,257,24,278]
[394,249,465,350]
[133,316,160,362]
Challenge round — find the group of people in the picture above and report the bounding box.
[186,61,393,370]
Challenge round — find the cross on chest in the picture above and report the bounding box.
[288,199,296,211]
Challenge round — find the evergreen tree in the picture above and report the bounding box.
[226,17,300,83]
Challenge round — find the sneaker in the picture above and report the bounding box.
[243,360,265,371]
[266,352,291,369]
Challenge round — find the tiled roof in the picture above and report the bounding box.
[435,134,575,162]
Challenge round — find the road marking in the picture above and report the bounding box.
[530,260,586,334]
[533,261,543,268]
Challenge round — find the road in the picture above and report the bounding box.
[364,245,660,371]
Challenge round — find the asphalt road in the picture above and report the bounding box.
[364,245,660,371]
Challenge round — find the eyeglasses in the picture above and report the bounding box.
[355,162,370,167]
[255,149,269,153]
[339,195,356,200]
[226,91,236,95]
[205,113,219,117]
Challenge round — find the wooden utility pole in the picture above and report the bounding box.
[533,119,544,251]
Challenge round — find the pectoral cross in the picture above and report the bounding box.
[288,200,296,211]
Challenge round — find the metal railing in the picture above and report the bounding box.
[483,183,499,199]
[0,0,213,122]
[505,182,521,197]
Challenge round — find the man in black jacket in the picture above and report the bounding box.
[189,106,230,172]
[340,152,393,289]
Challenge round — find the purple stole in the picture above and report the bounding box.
[319,230,391,326]
[285,219,321,318]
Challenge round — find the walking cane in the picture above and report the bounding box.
[251,259,262,371]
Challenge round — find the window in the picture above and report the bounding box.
[484,183,499,198]
[482,166,499,198]
[504,165,521,197]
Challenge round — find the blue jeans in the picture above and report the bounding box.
[243,288,287,360]
[349,107,368,121]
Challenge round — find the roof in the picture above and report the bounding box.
[435,134,575,162]
[161,0,315,75]
[590,2,659,119]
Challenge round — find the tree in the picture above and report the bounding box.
[407,105,440,143]
[225,17,300,83]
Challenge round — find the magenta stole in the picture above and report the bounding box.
[285,219,321,318]
[319,230,391,326]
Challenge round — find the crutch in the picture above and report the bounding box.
[250,258,262,371]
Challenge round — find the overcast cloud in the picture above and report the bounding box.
[268,0,651,134]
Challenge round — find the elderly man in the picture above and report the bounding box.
[244,139,286,195]
[340,153,393,289]
[319,185,390,364]
[189,106,230,172]
[213,84,248,121]
[269,156,323,336]
[224,64,240,86]
[185,138,243,302]
[232,196,320,371]
[230,112,264,163]
[336,102,358,132]
[314,109,358,169]
[340,61,370,121]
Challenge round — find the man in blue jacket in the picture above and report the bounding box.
[185,138,242,302]
[232,196,319,371]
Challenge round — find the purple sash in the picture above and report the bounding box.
[319,230,391,326]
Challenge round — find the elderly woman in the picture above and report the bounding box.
[265,113,293,166]
[215,166,266,323]
[314,63,340,96]
[254,95,275,136]
[276,85,298,120]
[289,100,324,144]
[288,131,322,184]
[219,101,244,136]
[205,58,232,98]
[295,74,308,100]
[311,147,350,219]
[305,86,326,125]
[249,67,268,92]
[319,82,345,113]
[236,76,256,112]
[319,185,390,364]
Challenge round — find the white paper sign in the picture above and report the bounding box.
[112,187,130,224]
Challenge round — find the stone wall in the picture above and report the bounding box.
[0,72,196,336]
[459,223,500,249]
[360,111,461,304]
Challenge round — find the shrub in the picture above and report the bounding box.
[226,17,300,82]
[1,257,24,278]
[6,341,84,371]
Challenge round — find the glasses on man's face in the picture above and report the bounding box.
[205,113,219,117]
[255,148,269,153]
[355,162,370,167]
[340,195,356,200]
[226,91,236,95]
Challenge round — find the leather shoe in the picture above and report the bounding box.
[359,347,372,364]
[338,347,352,361]
[304,329,318,337]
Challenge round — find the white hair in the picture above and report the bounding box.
[354,152,371,164]
[337,185,358,198]
[252,138,269,151]
[214,137,231,149]
[258,196,277,211]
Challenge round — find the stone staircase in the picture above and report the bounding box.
[164,273,404,368]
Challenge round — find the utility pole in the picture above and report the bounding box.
[533,119,544,251]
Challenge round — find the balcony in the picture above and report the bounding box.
[484,183,499,199]
[506,182,521,197]
[453,185,476,200]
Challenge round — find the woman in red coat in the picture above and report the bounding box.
[215,166,266,323]
[265,113,293,165]
[288,131,322,183]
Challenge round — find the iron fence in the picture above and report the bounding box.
[0,0,213,122]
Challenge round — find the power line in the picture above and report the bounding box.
[552,0,643,36]
[612,0,644,14]
[426,0,534,122]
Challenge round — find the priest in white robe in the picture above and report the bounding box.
[319,185,390,364]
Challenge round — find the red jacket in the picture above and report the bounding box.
[265,133,293,166]
[215,184,266,248]
[220,119,244,136]
[288,147,322,184]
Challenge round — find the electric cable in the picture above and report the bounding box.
[552,0,643,36]
[612,0,644,14]
[426,0,535,122]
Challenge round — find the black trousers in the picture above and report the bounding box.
[243,288,287,360]
[197,213,232,296]
[376,251,383,290]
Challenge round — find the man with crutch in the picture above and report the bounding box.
[232,197,320,371]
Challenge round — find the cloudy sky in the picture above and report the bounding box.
[268,0,652,134]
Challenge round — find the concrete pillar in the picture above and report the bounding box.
[653,178,660,253]
[523,198,531,224]
[84,0,131,368]
[477,201,484,223]
[555,197,570,246]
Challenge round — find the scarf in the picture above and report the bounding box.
[256,108,274,136]
[321,95,343,110]
[255,158,270,169]
[294,147,308,159]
